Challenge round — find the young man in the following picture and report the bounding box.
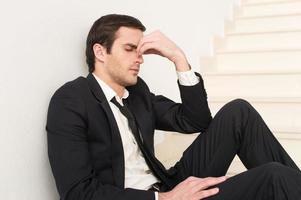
[47,14,301,200]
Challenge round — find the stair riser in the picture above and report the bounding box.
[240,2,301,17]
[203,74,301,97]
[208,102,301,132]
[213,51,301,71]
[228,15,301,33]
[217,32,301,52]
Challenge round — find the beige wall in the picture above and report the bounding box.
[0,0,238,199]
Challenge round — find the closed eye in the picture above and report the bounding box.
[125,48,134,52]
[124,43,138,52]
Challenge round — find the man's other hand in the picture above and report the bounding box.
[158,176,227,200]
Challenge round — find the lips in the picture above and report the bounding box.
[129,68,139,74]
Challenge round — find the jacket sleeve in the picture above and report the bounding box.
[46,84,155,200]
[151,73,212,133]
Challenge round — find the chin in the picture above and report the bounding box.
[128,80,138,86]
[129,78,138,85]
[123,78,138,87]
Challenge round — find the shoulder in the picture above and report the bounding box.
[47,76,90,118]
[51,76,88,99]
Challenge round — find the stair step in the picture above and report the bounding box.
[239,1,301,18]
[202,70,301,75]
[201,50,301,71]
[208,99,301,134]
[244,0,301,6]
[215,31,301,52]
[226,14,301,34]
[202,73,301,97]
[208,96,301,104]
[186,0,301,175]
[155,133,199,168]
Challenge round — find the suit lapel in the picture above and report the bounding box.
[86,73,125,188]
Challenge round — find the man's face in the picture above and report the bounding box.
[103,27,144,87]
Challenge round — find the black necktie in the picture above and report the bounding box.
[110,97,169,186]
[110,97,144,144]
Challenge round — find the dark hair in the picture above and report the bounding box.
[85,14,146,72]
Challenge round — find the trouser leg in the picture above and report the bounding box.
[171,99,299,182]
[206,162,301,200]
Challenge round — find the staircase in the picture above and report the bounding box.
[155,0,301,175]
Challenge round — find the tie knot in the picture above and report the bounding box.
[110,97,133,120]
[111,97,123,109]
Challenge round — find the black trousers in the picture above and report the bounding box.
[170,99,301,199]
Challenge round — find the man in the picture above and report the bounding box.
[47,14,301,200]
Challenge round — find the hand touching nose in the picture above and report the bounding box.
[137,30,190,71]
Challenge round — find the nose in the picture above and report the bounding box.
[136,53,144,64]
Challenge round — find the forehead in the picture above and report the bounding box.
[114,27,143,45]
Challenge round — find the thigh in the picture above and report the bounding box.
[170,98,299,183]
[172,114,238,182]
[171,100,247,181]
[172,132,235,182]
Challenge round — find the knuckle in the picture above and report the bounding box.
[204,177,216,184]
[203,179,211,186]
[187,181,195,187]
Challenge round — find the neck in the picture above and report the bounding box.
[93,69,125,98]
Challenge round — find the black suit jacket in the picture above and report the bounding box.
[46,73,212,200]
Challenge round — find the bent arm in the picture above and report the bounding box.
[152,73,212,133]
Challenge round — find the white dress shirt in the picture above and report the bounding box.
[93,70,199,199]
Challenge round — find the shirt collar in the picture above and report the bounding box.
[92,73,129,103]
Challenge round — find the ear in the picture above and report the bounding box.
[93,43,107,62]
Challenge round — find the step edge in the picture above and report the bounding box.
[226,29,301,36]
[160,130,301,137]
[208,96,301,103]
[237,13,301,19]
[202,71,301,76]
[244,0,301,7]
[216,49,301,54]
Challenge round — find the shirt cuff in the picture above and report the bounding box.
[177,69,200,86]
[155,192,158,200]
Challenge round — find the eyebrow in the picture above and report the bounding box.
[123,43,138,49]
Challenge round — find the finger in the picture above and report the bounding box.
[142,30,161,41]
[174,176,202,192]
[143,49,161,55]
[138,42,162,56]
[170,178,204,199]
[185,176,203,182]
[137,33,159,53]
[196,176,227,191]
[137,30,163,52]
[196,187,220,199]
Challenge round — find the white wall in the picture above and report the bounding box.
[0,0,238,199]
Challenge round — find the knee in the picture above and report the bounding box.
[262,162,284,171]
[260,162,288,177]
[227,98,251,108]
[222,98,252,114]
